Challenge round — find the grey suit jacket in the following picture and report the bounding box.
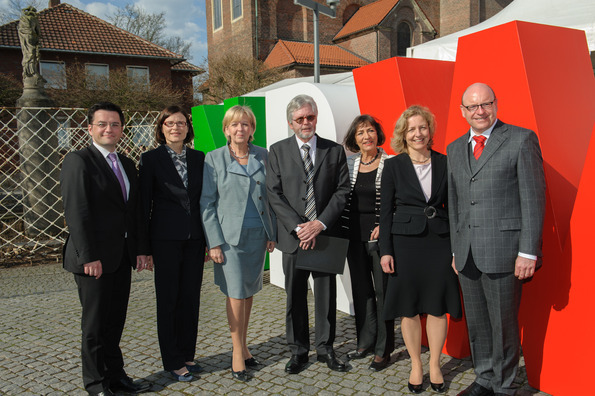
[266,134,350,254]
[447,120,546,273]
[200,144,276,248]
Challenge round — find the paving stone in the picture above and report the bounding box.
[0,263,549,395]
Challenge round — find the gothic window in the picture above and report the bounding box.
[397,22,411,56]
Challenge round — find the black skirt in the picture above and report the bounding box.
[383,228,462,320]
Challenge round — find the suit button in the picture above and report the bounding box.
[256,181,261,185]
[258,196,262,200]
[471,201,476,205]
[302,197,306,201]
[260,211,264,215]
[471,177,476,182]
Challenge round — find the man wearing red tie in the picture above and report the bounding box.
[447,83,546,396]
[60,102,152,396]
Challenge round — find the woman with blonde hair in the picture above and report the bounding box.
[200,105,276,382]
[379,105,461,393]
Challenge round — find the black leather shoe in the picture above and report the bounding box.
[245,357,260,367]
[285,354,308,374]
[408,382,424,394]
[347,348,372,360]
[88,389,114,396]
[431,382,446,393]
[231,369,249,382]
[110,376,151,394]
[316,352,347,372]
[368,356,389,372]
[457,382,494,396]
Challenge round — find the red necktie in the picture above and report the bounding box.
[473,135,487,160]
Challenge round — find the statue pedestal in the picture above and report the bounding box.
[16,87,63,238]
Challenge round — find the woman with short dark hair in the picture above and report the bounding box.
[139,105,206,382]
[342,114,394,371]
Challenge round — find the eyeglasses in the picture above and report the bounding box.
[91,122,122,129]
[461,101,495,112]
[164,121,187,127]
[292,115,316,124]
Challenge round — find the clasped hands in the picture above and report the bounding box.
[297,220,324,250]
[83,255,152,279]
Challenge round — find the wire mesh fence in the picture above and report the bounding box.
[0,107,161,265]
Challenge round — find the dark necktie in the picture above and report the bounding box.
[302,144,317,221]
[473,135,487,160]
[108,153,127,201]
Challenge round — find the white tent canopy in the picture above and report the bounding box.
[407,0,595,61]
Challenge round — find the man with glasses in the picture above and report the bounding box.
[60,102,152,395]
[266,94,350,374]
[447,83,546,396]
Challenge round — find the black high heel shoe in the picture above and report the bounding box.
[430,382,446,393]
[245,357,260,367]
[231,369,249,382]
[408,382,424,394]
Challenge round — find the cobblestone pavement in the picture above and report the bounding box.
[0,263,550,396]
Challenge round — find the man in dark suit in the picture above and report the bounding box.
[266,94,350,374]
[447,83,546,396]
[60,102,152,396]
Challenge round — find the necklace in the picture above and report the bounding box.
[360,150,379,166]
[230,145,249,159]
[410,155,431,164]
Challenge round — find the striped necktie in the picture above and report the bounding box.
[302,144,317,221]
[473,135,487,160]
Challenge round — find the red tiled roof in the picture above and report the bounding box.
[334,0,400,40]
[0,3,183,60]
[172,60,204,74]
[264,39,369,69]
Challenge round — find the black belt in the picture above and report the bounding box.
[395,205,446,219]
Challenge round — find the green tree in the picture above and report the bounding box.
[0,73,23,106]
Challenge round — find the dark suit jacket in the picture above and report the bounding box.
[447,120,546,273]
[60,145,149,274]
[379,150,449,257]
[139,145,205,245]
[266,134,350,253]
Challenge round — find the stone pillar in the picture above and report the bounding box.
[16,6,63,238]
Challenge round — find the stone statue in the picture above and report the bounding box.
[18,6,45,89]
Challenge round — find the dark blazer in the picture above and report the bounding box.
[139,145,205,244]
[266,134,350,253]
[447,120,546,273]
[379,150,449,258]
[60,145,148,274]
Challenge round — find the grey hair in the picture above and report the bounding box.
[286,94,318,123]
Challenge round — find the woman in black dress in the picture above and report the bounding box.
[379,106,461,393]
[342,115,394,371]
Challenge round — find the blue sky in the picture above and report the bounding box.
[5,0,209,65]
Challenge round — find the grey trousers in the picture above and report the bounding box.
[458,252,523,395]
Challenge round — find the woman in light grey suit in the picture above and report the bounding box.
[200,105,276,382]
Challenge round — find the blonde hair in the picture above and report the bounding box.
[222,105,256,143]
[391,105,436,154]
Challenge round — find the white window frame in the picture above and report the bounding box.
[85,63,109,89]
[40,61,66,89]
[213,0,223,31]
